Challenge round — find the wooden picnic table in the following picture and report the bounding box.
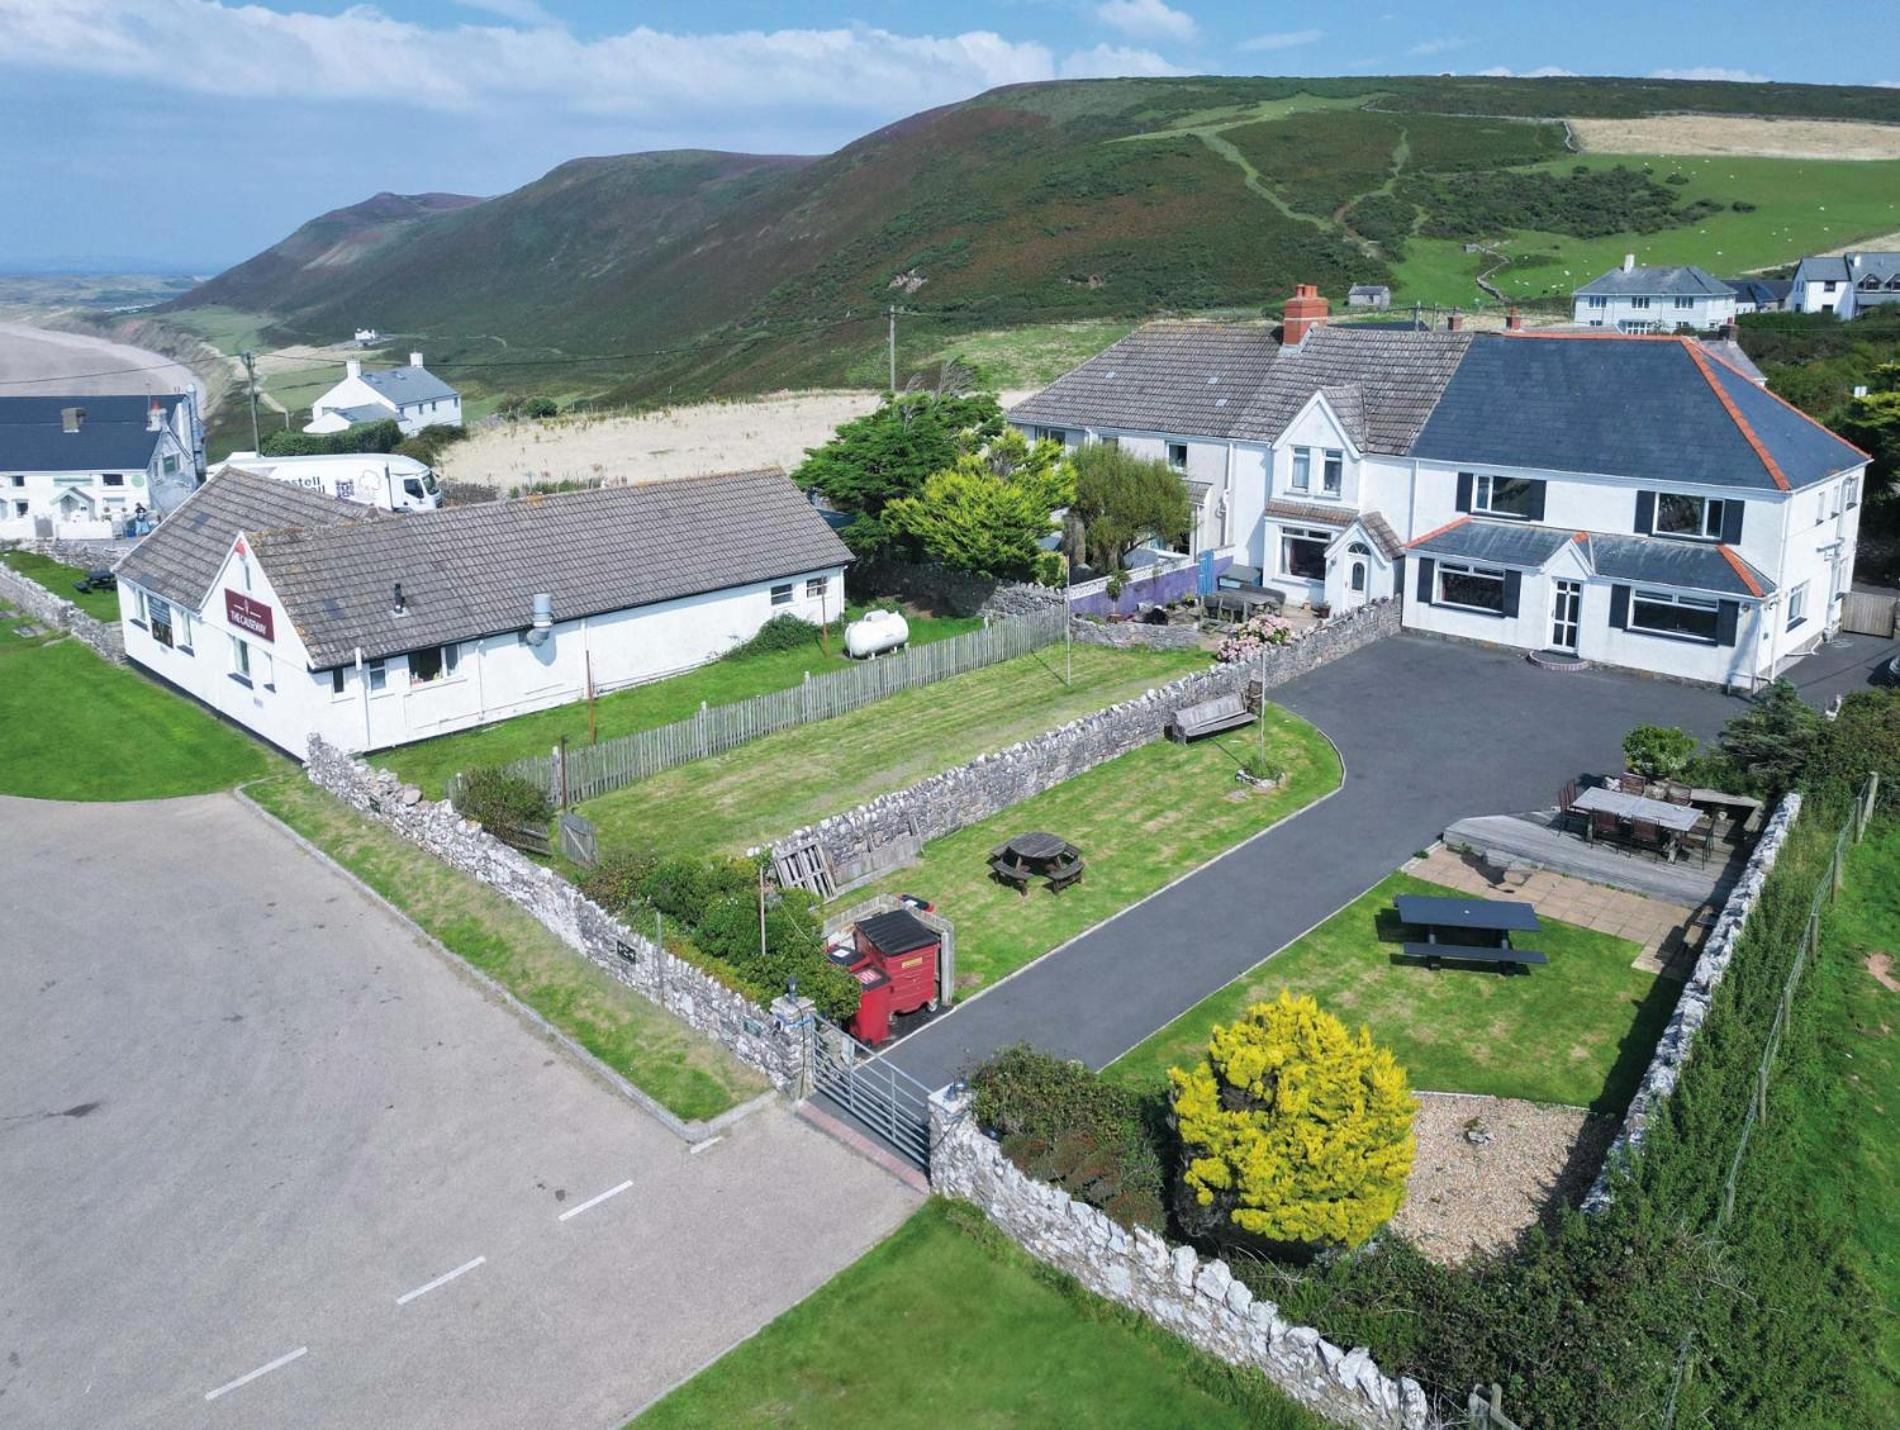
[989,832,1086,895]
[1393,894,1545,974]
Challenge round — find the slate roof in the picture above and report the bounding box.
[357,364,458,406]
[1575,264,1732,298]
[0,394,185,474]
[1348,284,1391,299]
[1406,517,1576,568]
[1008,322,1281,438]
[114,468,376,609]
[1412,334,1865,492]
[1583,531,1773,598]
[247,468,853,668]
[1695,337,1764,385]
[1793,252,1900,286]
[1724,277,1791,307]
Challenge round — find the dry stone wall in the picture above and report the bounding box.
[0,562,125,663]
[776,598,1396,889]
[304,738,805,1095]
[930,1089,1428,1429]
[1583,792,1802,1211]
[1070,616,1206,651]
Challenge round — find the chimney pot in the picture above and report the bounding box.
[147,398,163,432]
[1505,306,1523,331]
[61,405,84,434]
[1447,310,1465,332]
[1281,283,1331,345]
[1622,253,1635,273]
[409,351,424,367]
[346,358,362,380]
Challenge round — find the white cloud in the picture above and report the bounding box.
[1408,36,1470,57]
[0,1,1060,119]
[453,0,560,28]
[1476,65,1578,78]
[1060,43,1189,79]
[1239,29,1323,53]
[1649,66,1771,83]
[1093,0,1197,44]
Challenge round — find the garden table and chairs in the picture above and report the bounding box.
[1570,784,1710,863]
[988,831,1086,895]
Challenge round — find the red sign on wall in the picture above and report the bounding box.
[224,590,275,643]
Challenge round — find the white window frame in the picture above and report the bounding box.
[229,633,251,684]
[1434,561,1508,615]
[1278,524,1331,582]
[1787,582,1810,630]
[770,582,794,606]
[408,643,459,684]
[1628,589,1721,644]
[1674,296,1695,310]
[1654,493,1726,540]
[1321,449,1344,497]
[1474,473,1540,521]
[805,575,828,600]
[149,595,174,649]
[367,658,388,693]
[1586,295,1608,310]
[1167,442,1188,471]
[1845,475,1862,510]
[330,667,348,699]
[1630,296,1652,310]
[1289,446,1312,493]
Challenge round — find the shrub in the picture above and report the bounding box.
[1070,442,1193,571]
[1033,549,1067,587]
[1105,571,1125,599]
[258,418,404,457]
[1216,610,1293,662]
[969,1044,1167,1230]
[1238,747,1282,784]
[723,613,824,660]
[639,854,756,925]
[1808,689,1900,807]
[1170,992,1415,1253]
[522,396,559,419]
[1622,723,1698,779]
[457,765,551,832]
[1719,678,1825,795]
[579,844,662,910]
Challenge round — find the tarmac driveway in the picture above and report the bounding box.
[0,792,917,1429]
[889,634,1743,1087]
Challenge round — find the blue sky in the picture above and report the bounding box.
[1,0,1894,271]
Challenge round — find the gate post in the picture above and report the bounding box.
[770,993,818,1100]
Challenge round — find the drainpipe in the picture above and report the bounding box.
[355,646,371,749]
[1222,441,1236,547]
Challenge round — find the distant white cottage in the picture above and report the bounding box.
[1788,251,1900,319]
[307,352,461,437]
[1573,256,1737,333]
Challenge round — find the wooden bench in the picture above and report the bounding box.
[1168,692,1253,742]
[1400,941,1547,974]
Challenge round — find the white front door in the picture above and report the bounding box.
[1550,579,1582,653]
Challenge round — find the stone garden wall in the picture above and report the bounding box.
[1069,616,1206,651]
[0,562,125,663]
[774,598,1397,889]
[850,556,1060,619]
[929,1089,1428,1429]
[1583,791,1802,1211]
[304,737,806,1096]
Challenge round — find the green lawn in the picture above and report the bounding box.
[379,606,984,799]
[1107,872,1667,1113]
[842,707,1341,997]
[1786,820,1900,1405]
[1394,153,1900,307]
[0,634,277,800]
[246,774,765,1123]
[3,549,121,621]
[577,642,1207,858]
[635,1198,1326,1430]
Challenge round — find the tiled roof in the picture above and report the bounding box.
[1232,326,1472,453]
[249,468,853,668]
[1574,264,1732,298]
[1359,510,1403,560]
[1584,532,1774,598]
[1008,322,1281,438]
[1264,498,1353,529]
[0,394,185,474]
[1406,517,1574,568]
[114,468,376,609]
[1412,333,1864,492]
[357,364,458,406]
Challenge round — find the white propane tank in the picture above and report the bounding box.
[845,608,910,659]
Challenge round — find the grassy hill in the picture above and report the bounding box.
[164,75,1900,407]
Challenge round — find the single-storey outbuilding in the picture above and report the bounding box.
[114,466,851,755]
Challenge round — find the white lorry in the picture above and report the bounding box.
[215,452,443,512]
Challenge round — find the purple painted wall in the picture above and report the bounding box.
[1071,555,1234,618]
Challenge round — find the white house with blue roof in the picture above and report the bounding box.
[1009,289,1868,691]
[307,352,462,437]
[0,393,202,540]
[1572,256,1737,333]
[1789,251,1900,319]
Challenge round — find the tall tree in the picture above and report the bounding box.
[1068,442,1193,571]
[793,391,1003,516]
[885,431,1072,578]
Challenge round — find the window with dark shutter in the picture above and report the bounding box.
[1415,557,1435,604]
[1720,499,1745,544]
[1716,600,1740,647]
[1503,570,1522,618]
[1455,472,1474,513]
[1609,584,1631,629]
[1635,491,1656,535]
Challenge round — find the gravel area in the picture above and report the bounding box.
[1569,115,1900,162]
[1394,1093,1617,1265]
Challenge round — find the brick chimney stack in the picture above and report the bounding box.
[1505,306,1523,331]
[1447,310,1465,332]
[1281,284,1330,345]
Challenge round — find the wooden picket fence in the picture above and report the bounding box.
[455,604,1068,807]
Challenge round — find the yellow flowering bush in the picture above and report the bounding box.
[1169,991,1416,1252]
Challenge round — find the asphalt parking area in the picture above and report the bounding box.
[0,792,917,1429]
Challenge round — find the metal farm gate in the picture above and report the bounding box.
[809,1020,933,1172]
[1838,590,1898,638]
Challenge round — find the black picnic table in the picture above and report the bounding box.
[1393,894,1547,974]
[989,832,1086,895]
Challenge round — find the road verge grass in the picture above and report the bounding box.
[633,1197,1326,1430]
[245,773,766,1123]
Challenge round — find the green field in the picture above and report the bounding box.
[247,774,764,1122]
[842,708,1340,996]
[1107,872,1665,1112]
[2,550,120,621]
[378,607,983,798]
[635,1198,1326,1430]
[1394,153,1900,307]
[575,643,1206,858]
[0,631,276,800]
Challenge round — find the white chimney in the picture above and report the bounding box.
[146,399,163,432]
[1849,253,1862,272]
[409,351,424,368]
[346,358,362,380]
[1622,253,1635,273]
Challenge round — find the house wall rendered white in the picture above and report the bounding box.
[0,426,188,540]
[121,537,847,756]
[1790,276,1849,317]
[310,374,463,437]
[1571,292,1736,331]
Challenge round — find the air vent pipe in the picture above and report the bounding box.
[526,592,553,646]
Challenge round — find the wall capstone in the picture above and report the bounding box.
[304,736,802,1092]
[1584,791,1802,1211]
[929,1088,1428,1429]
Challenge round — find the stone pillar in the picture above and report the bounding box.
[927,1083,972,1195]
[769,993,818,1100]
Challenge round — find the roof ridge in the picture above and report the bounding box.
[1716,543,1767,598]
[1680,338,1791,492]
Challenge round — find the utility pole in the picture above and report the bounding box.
[1064,552,1073,687]
[887,305,897,394]
[241,350,260,451]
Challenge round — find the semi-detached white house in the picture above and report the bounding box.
[306,352,462,436]
[1010,289,1868,691]
[0,393,202,540]
[113,467,850,756]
